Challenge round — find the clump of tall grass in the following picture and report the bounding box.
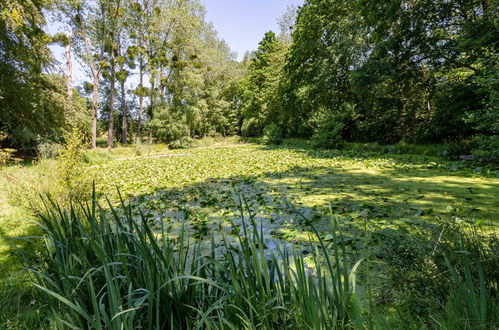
[15,188,498,328]
[20,191,363,329]
[374,216,498,328]
[7,129,91,211]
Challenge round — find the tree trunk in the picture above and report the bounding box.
[121,79,127,145]
[92,73,99,149]
[150,74,155,119]
[137,57,144,139]
[65,35,73,101]
[108,53,116,148]
[81,24,99,149]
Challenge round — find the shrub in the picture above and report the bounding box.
[263,123,283,145]
[0,148,19,165]
[444,138,476,157]
[241,117,264,137]
[133,138,153,156]
[471,135,499,160]
[374,217,499,326]
[149,105,189,144]
[168,136,193,149]
[312,117,344,150]
[55,128,91,202]
[311,103,356,150]
[36,142,63,160]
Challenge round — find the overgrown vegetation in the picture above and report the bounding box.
[2,1,496,156]
[1,140,498,328]
[21,194,363,328]
[9,182,498,329]
[1,0,498,328]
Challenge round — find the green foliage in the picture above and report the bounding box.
[467,50,499,159]
[260,0,499,148]
[82,149,114,164]
[149,105,188,144]
[444,138,477,158]
[312,119,344,150]
[471,135,499,160]
[0,148,19,165]
[0,73,89,151]
[23,194,362,328]
[1,1,90,150]
[55,128,90,202]
[374,217,499,326]
[168,136,193,149]
[343,142,445,157]
[241,117,264,137]
[2,142,499,328]
[241,31,286,136]
[36,142,63,160]
[311,104,355,150]
[263,123,283,145]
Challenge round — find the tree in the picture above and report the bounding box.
[241,31,285,137]
[0,1,88,150]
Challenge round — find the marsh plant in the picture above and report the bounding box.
[7,128,91,213]
[20,192,362,329]
[9,188,498,329]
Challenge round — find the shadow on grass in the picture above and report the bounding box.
[0,215,50,329]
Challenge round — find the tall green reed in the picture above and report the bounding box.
[20,191,363,329]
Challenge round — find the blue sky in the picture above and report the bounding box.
[203,0,303,60]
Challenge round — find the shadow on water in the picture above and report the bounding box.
[106,160,497,266]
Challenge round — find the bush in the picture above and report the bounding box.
[149,105,189,144]
[36,142,63,160]
[471,135,499,160]
[312,117,344,150]
[444,138,476,157]
[241,117,264,137]
[373,217,499,326]
[133,138,153,156]
[55,128,90,202]
[263,123,283,145]
[311,103,356,150]
[169,136,193,149]
[0,148,19,165]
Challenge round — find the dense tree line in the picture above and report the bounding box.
[1,0,497,156]
[242,0,498,157]
[1,0,244,150]
[0,1,90,150]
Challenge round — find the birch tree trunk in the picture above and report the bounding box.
[108,51,116,148]
[137,57,144,139]
[65,34,73,101]
[121,79,127,145]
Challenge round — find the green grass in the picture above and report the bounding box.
[0,164,50,329]
[1,141,498,327]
